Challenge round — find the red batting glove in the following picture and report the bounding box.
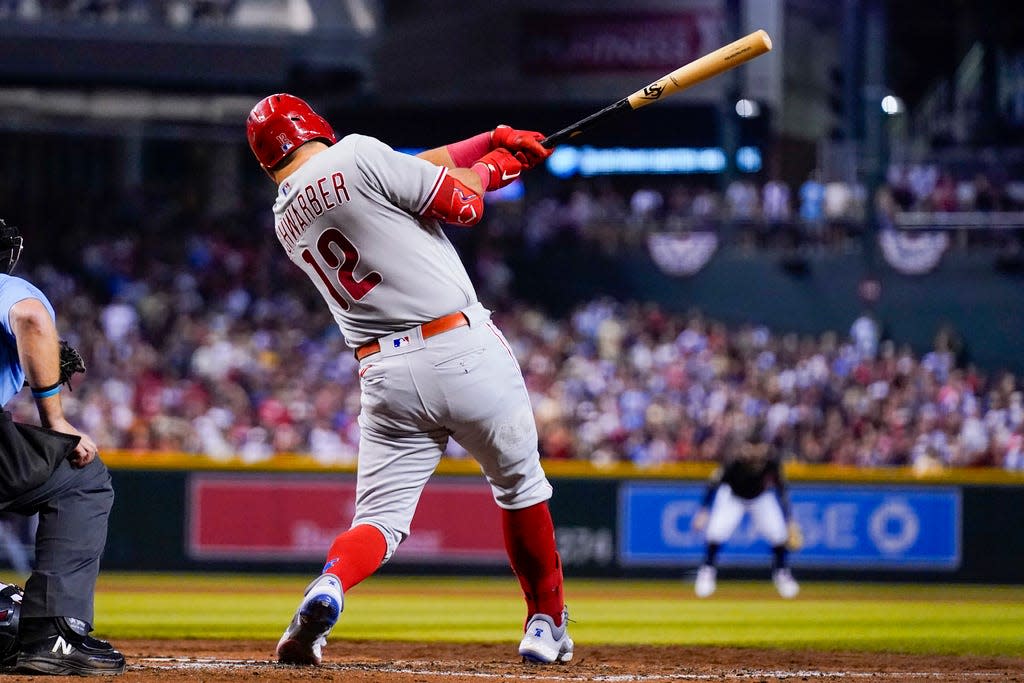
[472,148,525,191]
[491,125,552,169]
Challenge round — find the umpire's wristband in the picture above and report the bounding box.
[31,381,63,399]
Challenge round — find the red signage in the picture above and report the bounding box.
[188,475,506,564]
[521,11,723,74]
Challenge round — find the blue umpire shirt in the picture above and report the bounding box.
[0,274,57,407]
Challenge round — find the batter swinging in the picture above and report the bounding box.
[246,94,572,665]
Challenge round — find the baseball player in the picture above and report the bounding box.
[246,94,572,665]
[0,219,125,675]
[691,428,800,599]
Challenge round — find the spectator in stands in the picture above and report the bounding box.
[762,177,792,244]
[931,173,958,212]
[798,170,825,240]
[850,311,881,361]
[690,186,721,231]
[908,165,939,206]
[725,178,759,221]
[628,187,664,238]
[1005,425,1024,470]
[973,173,998,211]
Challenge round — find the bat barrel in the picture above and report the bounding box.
[540,30,773,149]
[625,29,773,111]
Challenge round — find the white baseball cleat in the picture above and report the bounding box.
[694,564,717,598]
[276,574,344,665]
[773,568,800,599]
[518,609,574,664]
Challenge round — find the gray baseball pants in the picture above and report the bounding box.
[2,457,113,626]
[354,302,553,562]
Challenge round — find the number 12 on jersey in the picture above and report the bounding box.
[301,227,382,310]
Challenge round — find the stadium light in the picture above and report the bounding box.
[735,98,761,118]
[881,95,905,116]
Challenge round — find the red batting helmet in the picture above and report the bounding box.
[246,93,337,171]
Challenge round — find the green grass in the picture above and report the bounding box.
[3,572,1023,658]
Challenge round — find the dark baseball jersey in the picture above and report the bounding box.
[702,451,790,516]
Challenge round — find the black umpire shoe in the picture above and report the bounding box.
[15,617,125,676]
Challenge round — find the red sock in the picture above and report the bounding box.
[323,524,387,592]
[501,502,565,628]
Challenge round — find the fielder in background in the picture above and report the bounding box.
[691,424,801,599]
[0,219,125,675]
[246,94,572,665]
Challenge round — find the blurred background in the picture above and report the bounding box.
[1,0,1023,582]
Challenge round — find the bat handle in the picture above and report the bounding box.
[540,128,578,149]
[541,99,632,148]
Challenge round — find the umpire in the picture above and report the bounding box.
[0,219,124,675]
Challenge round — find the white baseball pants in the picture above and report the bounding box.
[705,483,788,547]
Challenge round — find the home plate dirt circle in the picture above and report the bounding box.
[17,639,1022,682]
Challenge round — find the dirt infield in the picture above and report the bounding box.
[5,639,1023,682]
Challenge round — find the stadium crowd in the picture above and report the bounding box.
[5,225,1023,472]
[521,165,1024,256]
[4,150,1023,472]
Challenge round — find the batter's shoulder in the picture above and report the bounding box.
[340,133,389,151]
[342,134,402,166]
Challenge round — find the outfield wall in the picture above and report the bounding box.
[100,452,1024,583]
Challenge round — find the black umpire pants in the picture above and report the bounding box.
[0,457,113,626]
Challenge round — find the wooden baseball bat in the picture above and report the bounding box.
[541,29,773,148]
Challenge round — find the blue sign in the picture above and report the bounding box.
[619,483,961,569]
[545,146,762,177]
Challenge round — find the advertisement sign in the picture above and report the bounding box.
[620,483,961,569]
[549,479,619,570]
[545,146,762,178]
[521,11,722,74]
[187,474,505,563]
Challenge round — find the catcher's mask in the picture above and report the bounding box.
[0,219,23,275]
[0,583,23,667]
[246,93,337,172]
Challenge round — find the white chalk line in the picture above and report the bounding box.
[133,657,1009,680]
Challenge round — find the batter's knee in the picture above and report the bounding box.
[488,461,553,510]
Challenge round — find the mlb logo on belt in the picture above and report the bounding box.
[393,336,411,348]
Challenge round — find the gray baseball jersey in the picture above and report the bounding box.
[272,134,478,347]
